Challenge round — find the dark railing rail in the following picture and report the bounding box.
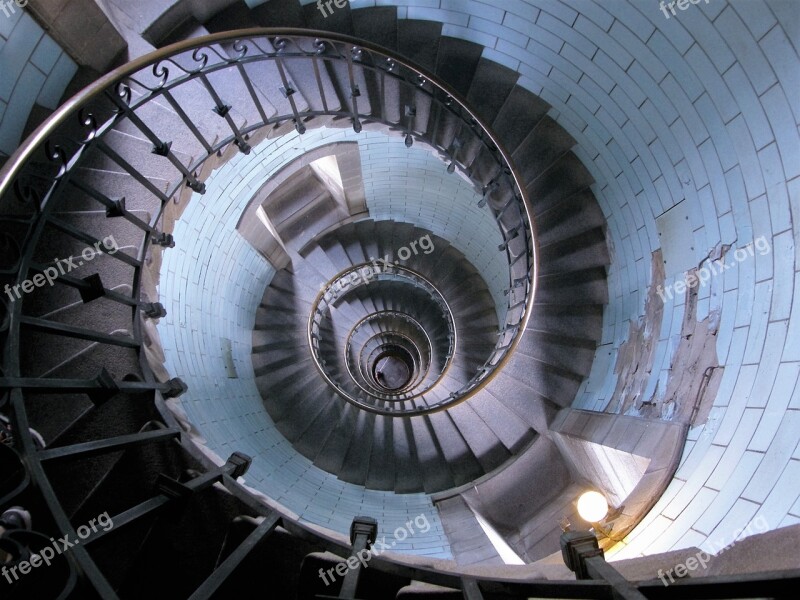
[0,27,795,600]
[345,313,433,399]
[0,28,536,598]
[309,262,459,414]
[1,28,537,416]
[309,516,800,600]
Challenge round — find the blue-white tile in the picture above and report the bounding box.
[0,12,43,101]
[30,34,61,74]
[0,61,45,154]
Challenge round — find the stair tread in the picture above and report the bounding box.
[492,85,551,154]
[352,6,398,50]
[397,20,442,71]
[445,398,511,472]
[424,410,483,487]
[465,58,519,126]
[410,415,456,492]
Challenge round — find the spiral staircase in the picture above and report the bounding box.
[1,1,798,599]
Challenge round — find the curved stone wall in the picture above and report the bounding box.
[156,125,511,558]
[128,0,800,560]
[357,0,799,557]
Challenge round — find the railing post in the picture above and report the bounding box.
[337,516,378,599]
[141,302,168,319]
[561,531,648,600]
[461,577,485,599]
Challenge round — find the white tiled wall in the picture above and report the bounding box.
[358,135,507,317]
[157,127,460,558]
[0,8,77,156]
[161,0,799,560]
[332,0,800,556]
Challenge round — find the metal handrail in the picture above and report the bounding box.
[309,263,457,414]
[0,28,537,416]
[0,28,536,594]
[345,312,433,398]
[1,27,792,600]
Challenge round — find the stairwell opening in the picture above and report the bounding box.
[131,39,632,557]
[373,349,414,391]
[0,0,798,595]
[0,16,709,578]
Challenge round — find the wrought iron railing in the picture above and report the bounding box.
[1,28,536,417]
[0,26,797,600]
[309,263,457,413]
[0,27,536,596]
[345,312,434,399]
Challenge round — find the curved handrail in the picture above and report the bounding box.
[345,311,434,398]
[309,263,458,414]
[0,29,537,592]
[0,25,544,600]
[0,28,539,555]
[0,28,537,398]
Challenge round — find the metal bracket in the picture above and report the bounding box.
[88,367,119,405]
[225,451,252,479]
[105,197,126,218]
[151,140,172,157]
[213,103,231,117]
[152,232,175,248]
[560,530,604,580]
[349,516,378,546]
[162,377,188,399]
[79,273,106,303]
[140,302,167,319]
[234,138,252,155]
[187,179,206,194]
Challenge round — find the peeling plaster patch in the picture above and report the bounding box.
[608,250,665,415]
[651,241,729,425]
[707,240,735,265]
[656,272,722,427]
[609,250,722,425]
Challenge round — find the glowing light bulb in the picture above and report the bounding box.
[577,491,608,523]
